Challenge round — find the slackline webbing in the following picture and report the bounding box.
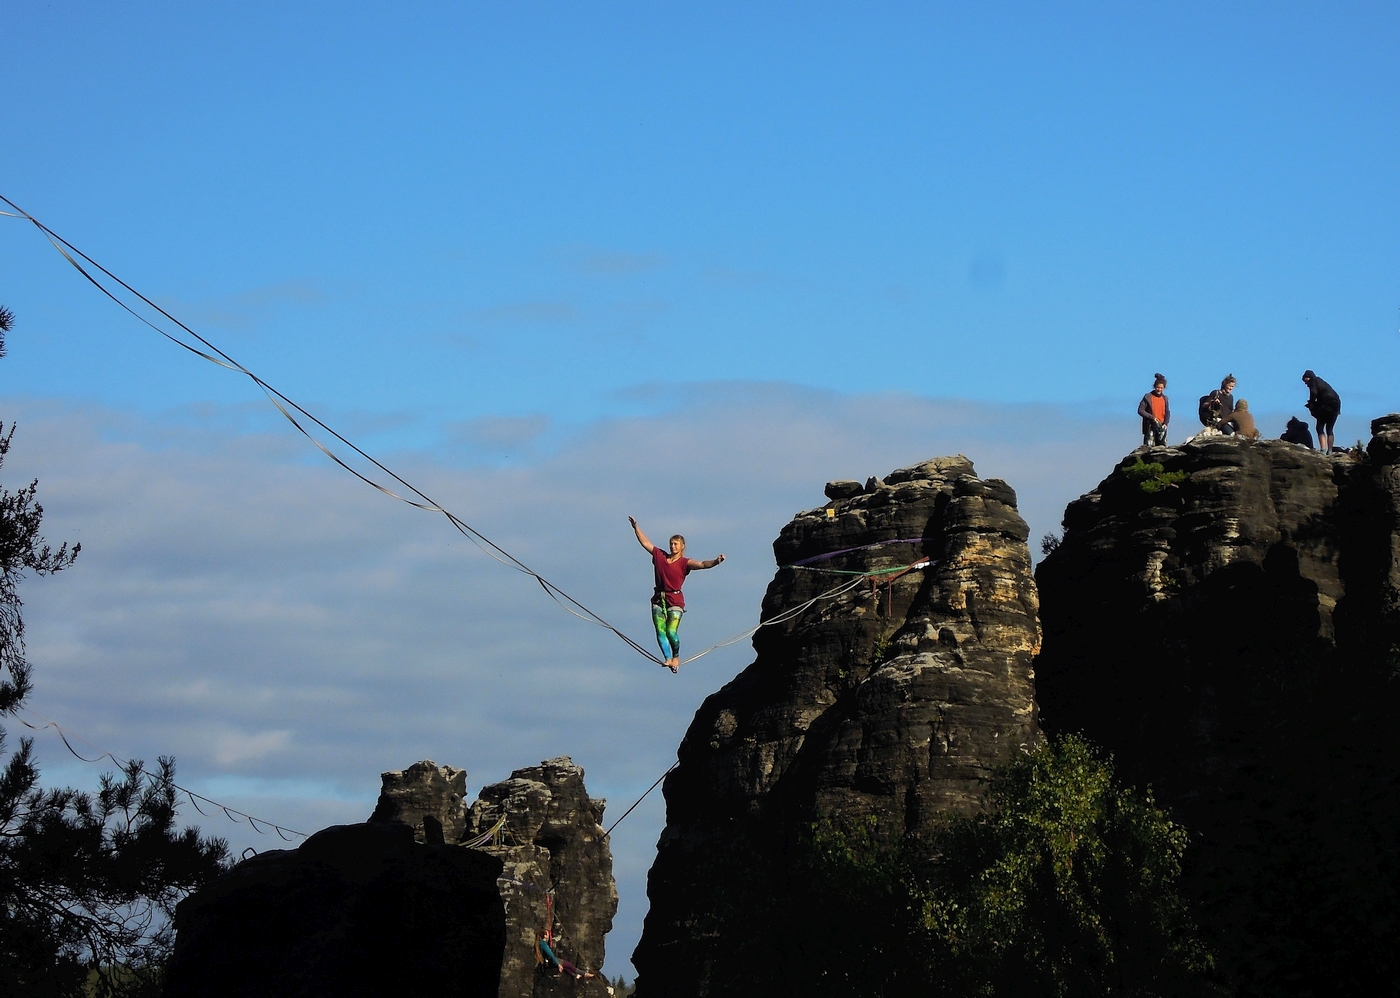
[16,708,306,840]
[0,195,662,664]
[0,195,933,671]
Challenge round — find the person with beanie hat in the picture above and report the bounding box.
[1219,399,1260,440]
[1302,370,1341,454]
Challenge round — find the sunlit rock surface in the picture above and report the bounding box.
[462,757,618,998]
[632,456,1042,996]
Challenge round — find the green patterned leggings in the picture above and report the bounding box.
[652,604,683,659]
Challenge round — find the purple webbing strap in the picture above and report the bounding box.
[786,537,929,567]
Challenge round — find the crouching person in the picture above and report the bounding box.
[1219,399,1260,440]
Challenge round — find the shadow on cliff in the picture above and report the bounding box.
[1034,434,1400,997]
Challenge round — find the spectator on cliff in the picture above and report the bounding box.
[1218,399,1260,440]
[1137,374,1170,447]
[629,516,726,673]
[1197,374,1237,434]
[1302,370,1341,455]
[1281,417,1315,449]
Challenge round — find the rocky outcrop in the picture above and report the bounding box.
[370,757,618,998]
[164,822,506,998]
[462,758,617,998]
[632,457,1042,996]
[1035,429,1400,996]
[369,759,468,844]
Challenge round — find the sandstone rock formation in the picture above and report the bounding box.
[164,822,506,998]
[369,756,618,998]
[369,759,468,844]
[1035,429,1400,995]
[632,457,1042,996]
[463,758,617,998]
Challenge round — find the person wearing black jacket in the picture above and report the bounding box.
[1302,370,1341,454]
[1137,373,1170,446]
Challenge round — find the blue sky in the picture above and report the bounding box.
[3,1,1399,979]
[6,2,1398,430]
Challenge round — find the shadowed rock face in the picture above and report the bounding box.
[369,760,468,845]
[164,822,506,998]
[1035,427,1400,996]
[462,758,617,998]
[632,457,1041,997]
[366,756,616,998]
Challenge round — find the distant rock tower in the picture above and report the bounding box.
[371,756,618,998]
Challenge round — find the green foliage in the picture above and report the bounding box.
[1121,458,1188,494]
[699,737,1218,997]
[929,736,1217,996]
[0,385,228,997]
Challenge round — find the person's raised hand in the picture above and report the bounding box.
[628,516,638,527]
[717,554,726,564]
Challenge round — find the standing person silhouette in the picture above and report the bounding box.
[1137,373,1171,446]
[628,517,725,673]
[1302,370,1341,455]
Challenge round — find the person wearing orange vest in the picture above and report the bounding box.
[1136,373,1170,447]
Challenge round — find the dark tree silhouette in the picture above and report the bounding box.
[0,306,229,997]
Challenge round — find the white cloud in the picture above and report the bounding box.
[213,728,294,766]
[0,386,1137,976]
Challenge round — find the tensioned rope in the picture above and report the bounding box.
[483,759,680,904]
[14,708,307,840]
[0,195,665,665]
[0,195,933,671]
[786,536,929,566]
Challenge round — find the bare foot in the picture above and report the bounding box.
[667,658,679,673]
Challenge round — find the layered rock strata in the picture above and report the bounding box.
[462,758,618,998]
[164,822,506,998]
[371,756,617,998]
[632,456,1042,995]
[1035,428,1400,996]
[369,759,468,844]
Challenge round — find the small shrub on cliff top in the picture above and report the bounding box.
[1122,457,1188,494]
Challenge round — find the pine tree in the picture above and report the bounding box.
[0,306,229,997]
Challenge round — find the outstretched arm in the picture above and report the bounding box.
[628,516,656,554]
[687,554,726,570]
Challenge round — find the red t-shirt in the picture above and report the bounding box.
[652,547,691,608]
